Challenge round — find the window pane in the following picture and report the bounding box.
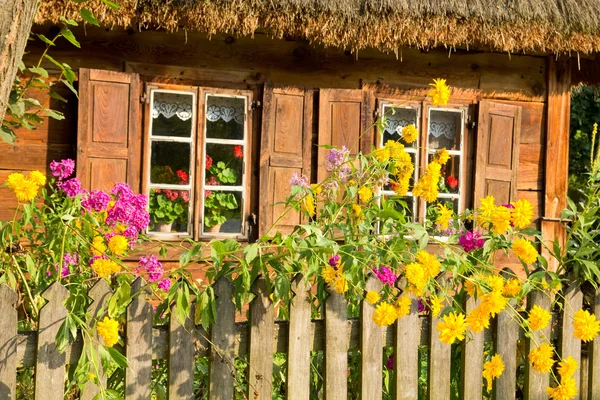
[150,142,191,185]
[202,190,243,234]
[205,143,244,187]
[382,107,418,148]
[428,110,462,150]
[149,188,191,234]
[205,95,245,140]
[151,92,193,138]
[428,153,461,195]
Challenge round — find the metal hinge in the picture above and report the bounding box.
[467,115,476,129]
[140,91,149,104]
[251,100,262,110]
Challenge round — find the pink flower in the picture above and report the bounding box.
[50,159,75,180]
[373,266,397,286]
[205,155,213,170]
[158,278,171,292]
[458,231,485,252]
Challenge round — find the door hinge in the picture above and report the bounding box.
[251,100,262,110]
[373,109,381,120]
[140,92,149,104]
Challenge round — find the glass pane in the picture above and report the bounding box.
[203,190,243,234]
[382,107,418,148]
[205,143,244,187]
[428,153,461,195]
[149,188,191,234]
[150,142,191,185]
[151,92,193,138]
[205,95,245,140]
[426,198,459,235]
[428,110,462,150]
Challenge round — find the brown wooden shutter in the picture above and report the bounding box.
[317,89,371,182]
[259,85,313,236]
[474,101,522,207]
[76,69,142,192]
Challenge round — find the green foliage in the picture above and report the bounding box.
[148,190,188,224]
[203,191,238,227]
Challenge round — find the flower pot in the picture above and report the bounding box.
[154,222,173,233]
[207,224,222,233]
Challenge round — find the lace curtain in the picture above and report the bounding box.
[206,96,245,125]
[152,92,193,121]
[429,111,458,140]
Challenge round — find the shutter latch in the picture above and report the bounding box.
[251,101,262,110]
[140,92,148,104]
[467,115,476,129]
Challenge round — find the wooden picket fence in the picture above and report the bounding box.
[0,274,599,399]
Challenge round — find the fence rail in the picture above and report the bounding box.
[0,275,599,399]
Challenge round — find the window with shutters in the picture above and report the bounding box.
[144,86,252,239]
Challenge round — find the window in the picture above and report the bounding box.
[378,100,468,233]
[145,86,252,239]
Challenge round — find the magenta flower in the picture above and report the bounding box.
[289,173,309,188]
[58,178,85,198]
[82,190,110,212]
[137,255,164,283]
[157,278,172,292]
[458,231,485,253]
[328,255,341,268]
[50,159,75,180]
[373,266,397,286]
[418,298,430,313]
[386,354,394,370]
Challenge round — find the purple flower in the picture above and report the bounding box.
[61,266,70,277]
[373,266,397,286]
[111,182,134,202]
[458,231,485,253]
[137,255,164,283]
[418,298,430,313]
[82,190,110,212]
[326,146,349,171]
[502,203,515,209]
[157,278,172,292]
[328,255,341,268]
[63,252,78,266]
[58,178,85,198]
[289,173,309,188]
[386,354,394,370]
[50,159,75,180]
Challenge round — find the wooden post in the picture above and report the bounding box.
[524,285,553,399]
[125,278,153,400]
[542,57,571,271]
[34,282,69,400]
[324,286,348,400]
[287,275,312,400]
[247,276,275,400]
[0,285,18,399]
[460,296,484,400]
[168,288,195,399]
[588,287,600,399]
[428,297,451,399]
[209,277,236,400]
[558,280,583,400]
[360,275,383,400]
[394,287,419,400]
[82,279,112,400]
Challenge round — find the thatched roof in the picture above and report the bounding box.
[35,0,600,54]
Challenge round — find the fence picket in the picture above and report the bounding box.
[248,276,275,400]
[494,299,518,400]
[34,281,69,400]
[428,307,451,400]
[169,287,195,400]
[524,285,552,399]
[287,275,311,400]
[361,275,383,400]
[558,280,583,400]
[588,287,600,399]
[82,279,112,400]
[0,285,18,399]
[125,278,153,400]
[210,277,236,400]
[324,287,348,400]
[395,288,419,400]
[460,295,483,400]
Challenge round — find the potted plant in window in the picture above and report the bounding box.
[149,189,189,232]
[203,191,238,232]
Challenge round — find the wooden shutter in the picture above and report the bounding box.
[474,101,522,206]
[76,69,142,192]
[259,85,313,236]
[317,89,371,182]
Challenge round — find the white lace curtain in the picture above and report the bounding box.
[152,93,245,125]
[206,96,245,125]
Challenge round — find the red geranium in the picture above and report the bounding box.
[233,145,244,159]
[164,189,179,201]
[176,170,189,184]
[205,155,213,170]
[446,176,458,189]
[180,191,189,203]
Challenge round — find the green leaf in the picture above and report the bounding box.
[60,27,80,48]
[0,125,16,145]
[80,9,100,26]
[36,34,55,46]
[60,79,78,98]
[49,90,68,103]
[29,67,49,78]
[43,108,65,120]
[244,243,259,265]
[101,0,120,10]
[59,16,78,26]
[106,347,129,368]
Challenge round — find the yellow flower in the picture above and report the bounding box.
[28,171,46,186]
[385,140,405,159]
[503,279,522,297]
[558,356,578,378]
[483,354,504,391]
[114,223,126,233]
[486,275,505,293]
[437,312,467,344]
[430,296,444,317]
[310,183,322,195]
[546,377,578,400]
[108,235,129,256]
[396,295,411,318]
[528,304,551,331]
[435,203,453,230]
[97,317,119,347]
[358,186,373,203]
[416,251,440,280]
[366,291,380,305]
[91,258,121,278]
[466,305,491,333]
[511,199,534,229]
[92,236,107,256]
[480,291,508,317]
[433,148,450,165]
[428,78,451,106]
[374,147,390,163]
[302,194,316,217]
[401,124,418,143]
[479,196,496,217]
[405,263,427,294]
[352,204,363,219]
[9,173,39,202]
[333,276,348,294]
[6,172,25,190]
[373,302,398,326]
[573,309,600,342]
[528,343,555,373]
[490,206,511,234]
[321,266,338,284]
[512,238,539,265]
[413,162,441,202]
[464,280,476,297]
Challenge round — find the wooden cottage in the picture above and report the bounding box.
[3,0,600,269]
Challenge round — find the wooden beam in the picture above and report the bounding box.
[542,57,571,271]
